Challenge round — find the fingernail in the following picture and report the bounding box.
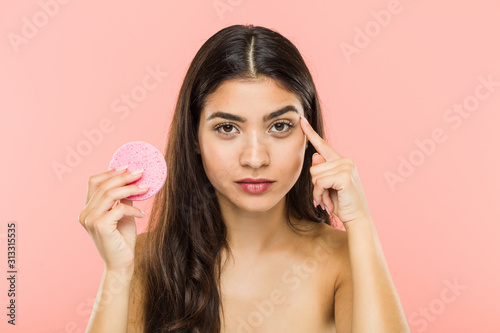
[320,202,325,210]
[140,210,147,216]
[138,184,149,189]
[300,115,309,124]
[115,165,128,172]
[131,169,144,175]
[314,199,318,207]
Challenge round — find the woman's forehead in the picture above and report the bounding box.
[202,79,302,119]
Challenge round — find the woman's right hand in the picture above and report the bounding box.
[78,166,150,274]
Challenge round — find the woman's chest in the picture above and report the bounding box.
[218,250,337,332]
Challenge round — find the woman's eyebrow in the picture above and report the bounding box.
[206,105,299,122]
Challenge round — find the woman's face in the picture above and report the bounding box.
[197,77,308,213]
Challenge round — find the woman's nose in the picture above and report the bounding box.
[239,134,270,168]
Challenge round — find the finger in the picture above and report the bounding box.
[113,204,140,244]
[300,115,343,162]
[321,190,332,216]
[312,153,328,211]
[331,190,338,217]
[310,158,353,185]
[312,152,325,166]
[312,153,331,212]
[312,167,351,204]
[88,170,145,213]
[310,153,327,181]
[311,153,338,215]
[92,184,149,218]
[310,155,352,173]
[96,203,145,234]
[310,153,325,209]
[86,166,129,204]
[310,154,352,181]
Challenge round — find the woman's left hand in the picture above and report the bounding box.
[299,115,372,228]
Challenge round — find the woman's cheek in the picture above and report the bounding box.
[277,135,304,160]
[203,144,238,185]
[271,142,303,178]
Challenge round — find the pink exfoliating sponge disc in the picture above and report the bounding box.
[108,141,167,201]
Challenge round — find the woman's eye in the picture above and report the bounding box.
[214,121,294,136]
[271,121,294,133]
[216,124,237,135]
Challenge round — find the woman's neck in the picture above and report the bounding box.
[218,196,293,255]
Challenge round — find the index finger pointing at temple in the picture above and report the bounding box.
[300,115,343,162]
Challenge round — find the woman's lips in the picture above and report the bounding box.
[236,182,275,194]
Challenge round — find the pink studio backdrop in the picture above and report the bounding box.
[1,1,499,332]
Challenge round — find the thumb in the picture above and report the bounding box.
[312,152,326,166]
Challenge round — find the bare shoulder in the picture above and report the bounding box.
[127,232,149,333]
[306,222,353,331]
[308,222,349,290]
[292,220,348,278]
[315,222,348,249]
[310,221,348,259]
[320,224,353,332]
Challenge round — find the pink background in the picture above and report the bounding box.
[2,0,500,332]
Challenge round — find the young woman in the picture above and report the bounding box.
[79,24,410,333]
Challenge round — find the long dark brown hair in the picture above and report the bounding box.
[139,24,335,332]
